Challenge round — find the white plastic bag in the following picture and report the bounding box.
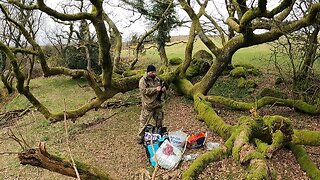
[156,139,182,170]
[168,130,187,150]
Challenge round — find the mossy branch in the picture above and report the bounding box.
[18,142,112,180]
[193,93,233,139]
[205,95,320,115]
[292,130,320,146]
[290,143,320,179]
[182,147,228,180]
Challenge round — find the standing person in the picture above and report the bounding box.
[137,64,166,143]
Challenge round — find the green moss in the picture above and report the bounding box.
[233,63,255,69]
[231,117,253,162]
[193,93,232,140]
[175,78,194,97]
[169,57,183,65]
[260,88,288,99]
[75,160,91,173]
[121,70,144,77]
[248,68,261,76]
[237,77,246,88]
[182,147,227,180]
[230,67,247,78]
[292,130,320,146]
[248,88,255,93]
[208,78,251,100]
[185,65,197,78]
[245,80,257,89]
[254,139,268,154]
[290,144,320,179]
[224,126,239,153]
[246,159,269,180]
[186,50,213,78]
[242,151,264,164]
[193,49,213,61]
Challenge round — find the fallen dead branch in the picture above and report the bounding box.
[18,142,112,179]
[100,101,140,109]
[0,108,31,128]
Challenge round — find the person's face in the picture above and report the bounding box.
[147,71,156,78]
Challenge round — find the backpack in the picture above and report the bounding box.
[186,131,206,149]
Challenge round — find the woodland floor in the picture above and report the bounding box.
[0,75,320,179]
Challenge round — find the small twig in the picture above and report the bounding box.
[0,151,20,155]
[7,128,26,150]
[17,129,31,149]
[307,151,320,156]
[63,99,81,180]
[81,111,119,128]
[150,133,158,180]
[18,108,30,117]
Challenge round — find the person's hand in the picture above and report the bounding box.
[161,86,166,92]
[156,86,162,92]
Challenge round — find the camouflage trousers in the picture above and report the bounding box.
[137,107,164,137]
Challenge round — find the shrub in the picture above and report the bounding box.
[186,50,213,78]
[64,44,101,75]
[260,88,288,99]
[230,67,247,78]
[169,57,183,65]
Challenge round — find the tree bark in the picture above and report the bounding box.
[298,25,319,78]
[18,142,111,180]
[158,45,169,67]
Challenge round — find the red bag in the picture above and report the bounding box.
[187,131,206,149]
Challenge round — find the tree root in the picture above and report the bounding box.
[193,93,233,139]
[18,142,111,180]
[289,143,320,179]
[205,96,320,115]
[182,147,228,180]
[175,79,319,179]
[292,129,320,146]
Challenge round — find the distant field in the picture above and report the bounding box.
[125,37,277,70]
[124,36,320,74]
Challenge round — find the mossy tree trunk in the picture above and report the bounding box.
[103,12,123,74]
[158,44,169,67]
[298,24,319,79]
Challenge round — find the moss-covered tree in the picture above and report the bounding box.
[175,0,320,179]
[0,0,320,179]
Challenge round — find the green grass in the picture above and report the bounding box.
[232,44,273,69]
[133,38,274,74]
[4,76,96,113]
[133,37,320,76]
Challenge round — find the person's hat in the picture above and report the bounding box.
[147,64,156,72]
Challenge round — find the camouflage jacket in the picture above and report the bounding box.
[139,74,164,110]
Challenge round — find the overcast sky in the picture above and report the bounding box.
[38,0,281,44]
